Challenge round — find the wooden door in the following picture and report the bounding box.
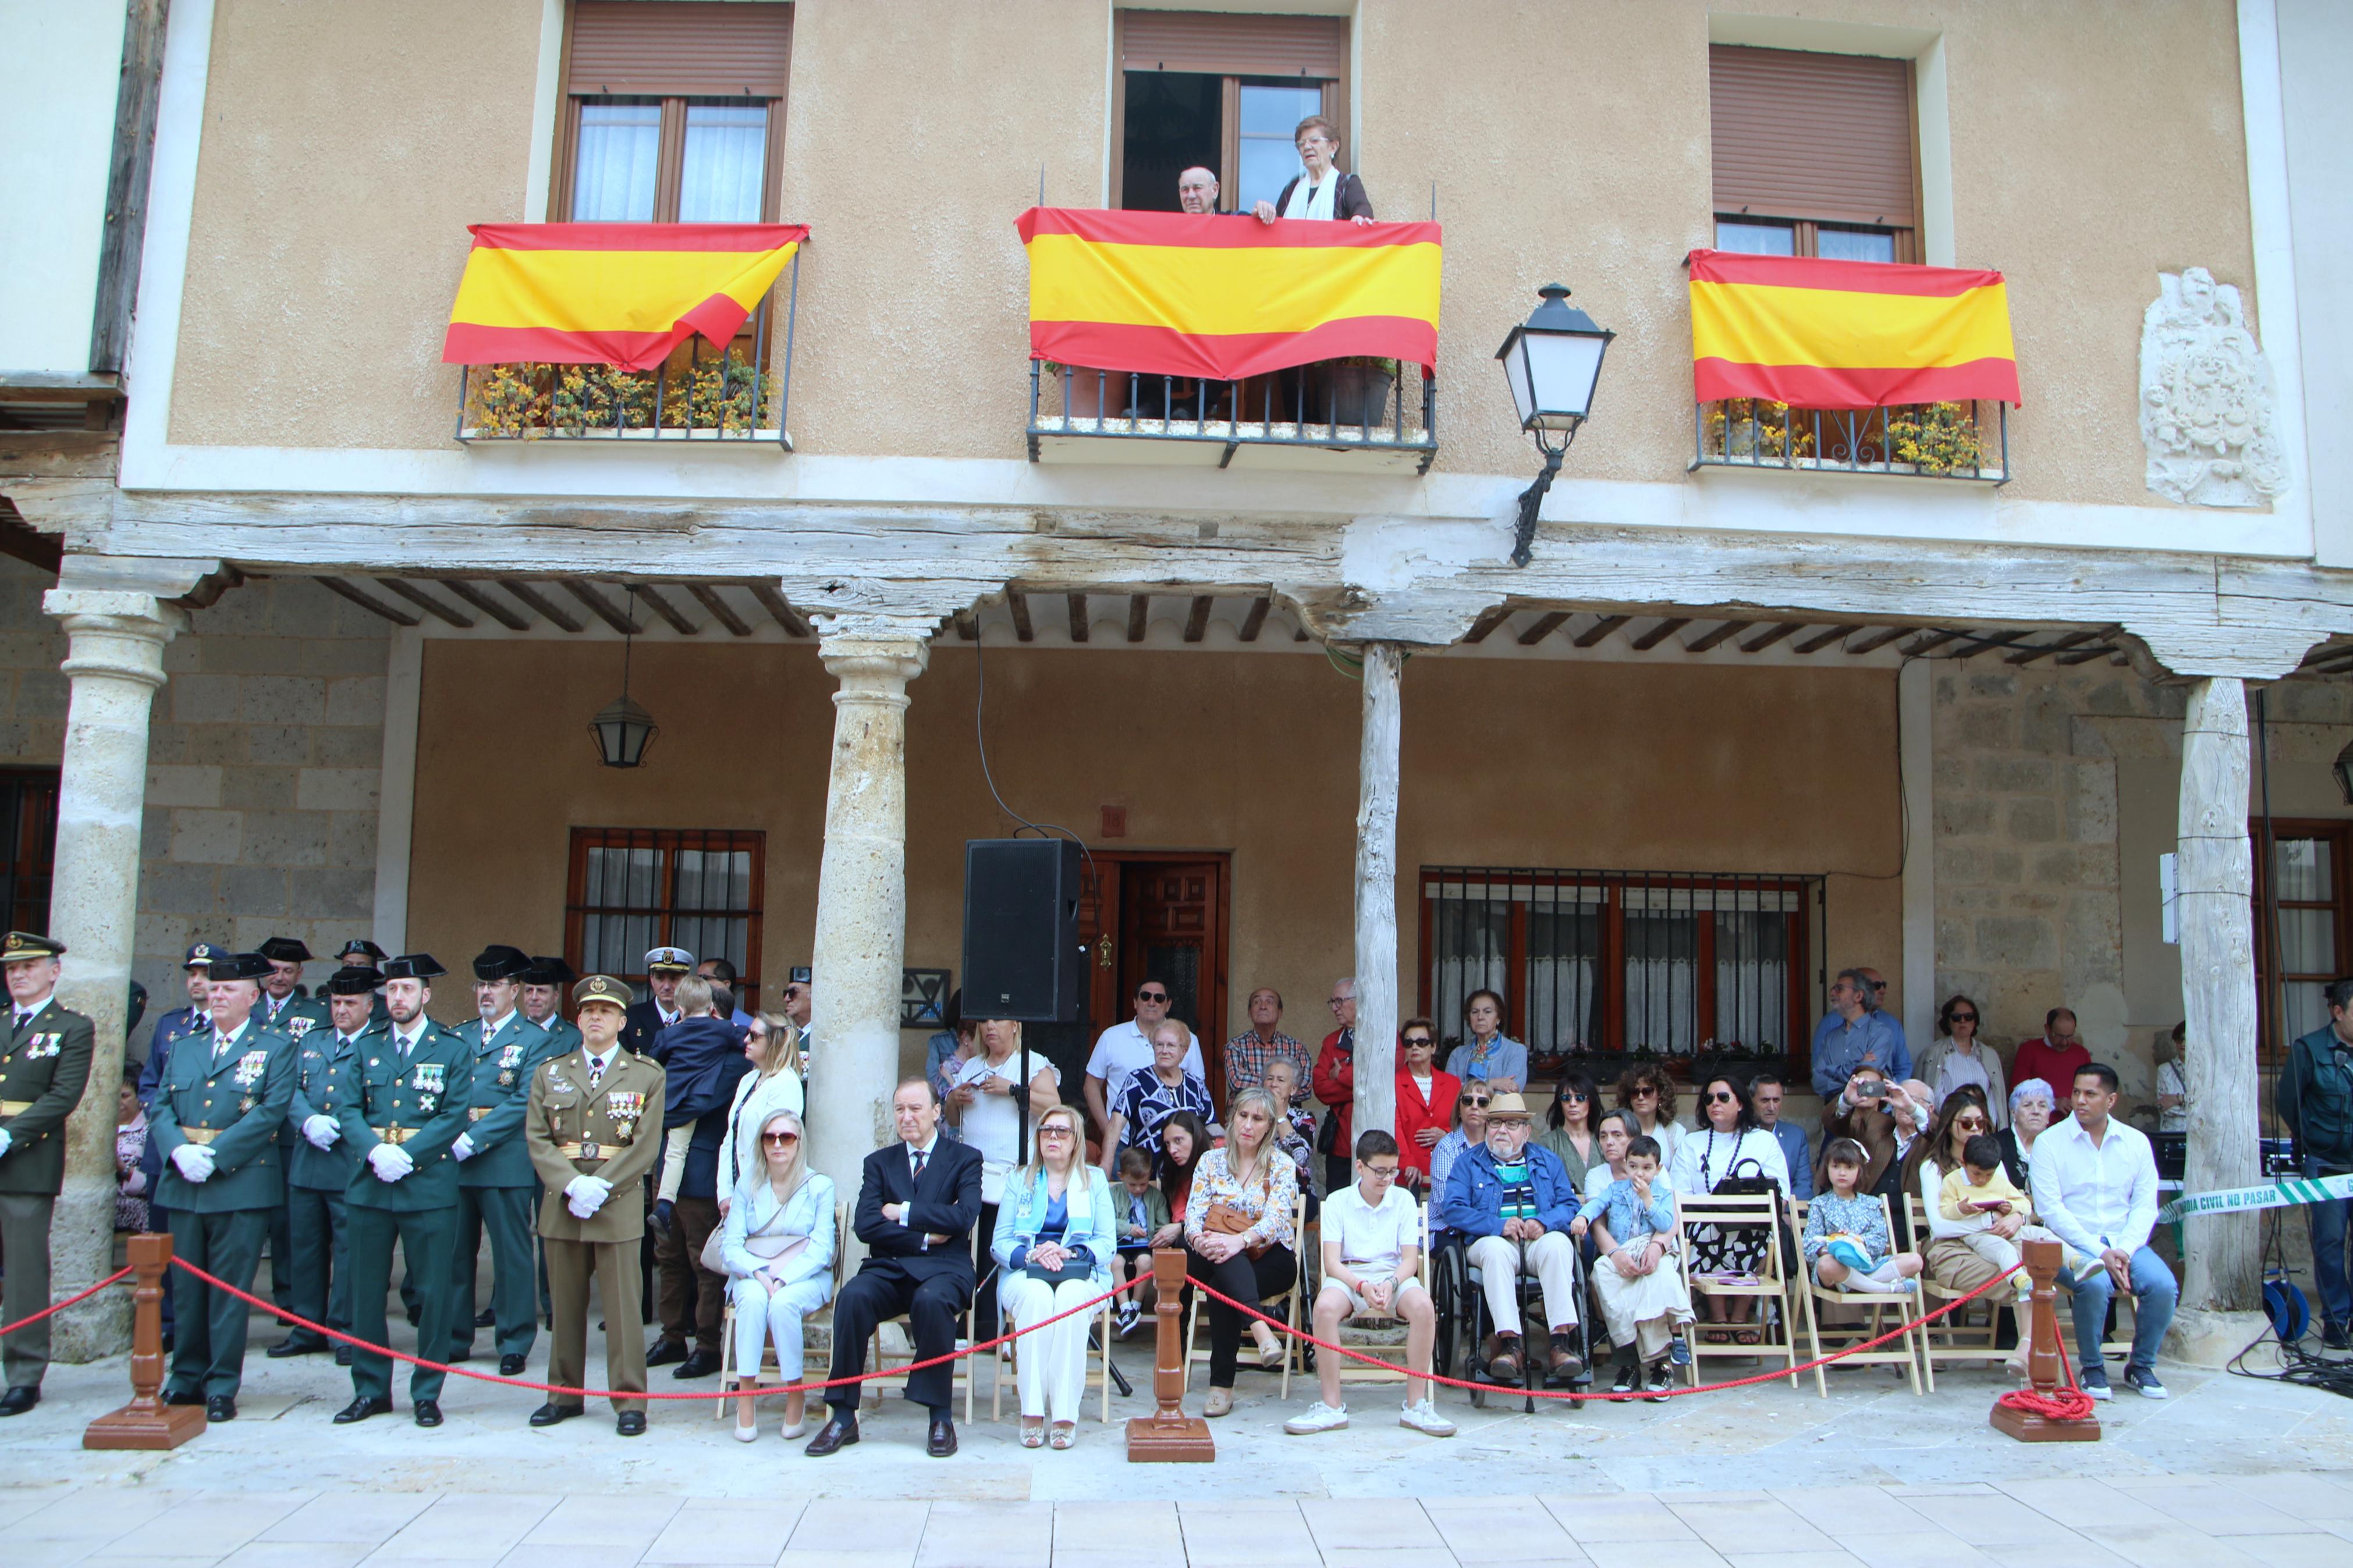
[1081,852,1231,1111]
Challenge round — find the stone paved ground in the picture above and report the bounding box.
[8,1300,2353,1565]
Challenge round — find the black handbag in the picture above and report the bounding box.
[1710,1154,1780,1199]
[1024,1257,1095,1286]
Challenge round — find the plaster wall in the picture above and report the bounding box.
[0,0,125,374]
[403,637,1901,1068]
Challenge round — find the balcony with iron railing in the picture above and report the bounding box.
[1027,358,1437,472]
[454,259,800,448]
[1691,396,2010,483]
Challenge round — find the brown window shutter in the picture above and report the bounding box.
[1120,9,1346,78]
[1710,45,1915,229]
[569,1,792,97]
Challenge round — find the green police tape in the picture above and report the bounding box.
[2157,1169,2353,1225]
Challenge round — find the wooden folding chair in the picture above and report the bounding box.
[1319,1199,1436,1396]
[1794,1195,1925,1398]
[1674,1189,1800,1389]
[991,1281,1119,1425]
[1184,1193,1310,1398]
[712,1199,851,1420]
[865,1285,979,1423]
[1907,1196,2006,1393]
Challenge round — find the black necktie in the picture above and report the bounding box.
[912,1149,928,1185]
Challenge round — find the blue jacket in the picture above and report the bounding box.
[654,1015,753,1199]
[990,1165,1118,1288]
[1436,1140,1581,1239]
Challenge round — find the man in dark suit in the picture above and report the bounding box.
[621,946,693,1056]
[806,1078,983,1459]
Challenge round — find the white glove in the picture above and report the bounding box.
[0,1129,12,1158]
[301,1115,340,1150]
[171,1143,217,1182]
[450,1132,475,1162]
[563,1175,612,1219]
[368,1143,416,1182]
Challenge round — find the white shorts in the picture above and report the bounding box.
[1319,1276,1429,1317]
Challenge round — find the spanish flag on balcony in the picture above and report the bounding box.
[1018,208,1441,381]
[442,223,806,372]
[1687,250,2020,408]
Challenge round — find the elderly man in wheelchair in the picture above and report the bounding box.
[1433,1091,1589,1393]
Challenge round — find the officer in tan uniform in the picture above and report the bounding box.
[526,973,665,1436]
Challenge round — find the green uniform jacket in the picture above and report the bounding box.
[339,1021,475,1213]
[526,1045,665,1244]
[0,996,97,1196]
[150,1021,297,1213]
[286,1023,373,1191]
[258,992,331,1042]
[534,1016,584,1058]
[454,1013,560,1189]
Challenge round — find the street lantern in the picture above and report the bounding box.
[589,586,659,768]
[1495,282,1615,567]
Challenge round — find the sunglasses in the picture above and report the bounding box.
[1461,1095,1492,1108]
[1632,1086,1658,1097]
[760,1131,799,1144]
[1403,1036,1434,1047]
[1949,1012,1978,1023]
[1956,1118,1989,1131]
[1137,990,1168,1002]
[1038,1126,1074,1139]
[783,987,806,998]
[1708,1091,1737,1104]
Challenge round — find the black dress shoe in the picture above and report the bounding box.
[413,1399,443,1428]
[672,1349,721,1379]
[528,1402,583,1427]
[927,1413,957,1457]
[644,1338,688,1367]
[474,1307,496,1328]
[616,1410,646,1437]
[205,1395,237,1422]
[334,1345,353,1367]
[267,1336,325,1359]
[446,1349,473,1364]
[0,1386,38,1416]
[499,1353,527,1377]
[804,1414,858,1456]
[164,1387,204,1406]
[333,1395,393,1424]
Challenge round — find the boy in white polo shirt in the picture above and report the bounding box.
[1286,1129,1456,1437]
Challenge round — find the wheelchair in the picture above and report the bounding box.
[1429,1223,1595,1412]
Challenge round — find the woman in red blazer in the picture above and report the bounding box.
[1393,1019,1460,1197]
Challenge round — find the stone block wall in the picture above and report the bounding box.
[0,558,392,1055]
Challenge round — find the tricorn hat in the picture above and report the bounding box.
[207,951,273,982]
[522,955,577,988]
[472,944,533,982]
[324,965,385,997]
[337,938,388,962]
[258,936,314,965]
[381,953,447,982]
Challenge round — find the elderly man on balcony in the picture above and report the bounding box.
[1177,166,1225,216]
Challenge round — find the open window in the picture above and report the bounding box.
[555,1,792,223]
[1113,10,1348,214]
[1709,44,1918,262]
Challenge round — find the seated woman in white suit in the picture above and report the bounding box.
[989,1101,1117,1449]
[722,1107,836,1442]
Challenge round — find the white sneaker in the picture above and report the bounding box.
[1284,1400,1349,1435]
[1398,1398,1457,1437]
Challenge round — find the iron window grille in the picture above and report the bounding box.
[565,827,764,1007]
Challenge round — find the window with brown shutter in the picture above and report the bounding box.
[1709,45,1918,262]
[555,1,792,224]
[1111,9,1351,214]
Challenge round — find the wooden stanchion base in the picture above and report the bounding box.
[1126,1412,1216,1462]
[1988,1405,2101,1444]
[1988,1239,2101,1445]
[84,1402,207,1452]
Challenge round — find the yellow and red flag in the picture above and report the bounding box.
[1017,208,1440,381]
[1687,249,2019,408]
[442,223,806,372]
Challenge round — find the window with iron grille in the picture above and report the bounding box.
[0,769,59,935]
[565,827,763,1007]
[1420,867,1826,1083]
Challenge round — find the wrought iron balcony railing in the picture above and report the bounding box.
[1028,360,1436,473]
[456,273,799,448]
[1692,397,2008,483]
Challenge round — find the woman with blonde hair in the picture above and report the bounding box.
[1184,1086,1301,1416]
[721,1107,835,1442]
[991,1102,1116,1448]
[715,1012,805,1217]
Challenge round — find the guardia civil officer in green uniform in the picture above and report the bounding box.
[267,965,379,1363]
[0,931,97,1417]
[149,950,297,1421]
[336,940,392,1025]
[334,954,473,1428]
[448,945,558,1374]
[255,937,329,1314]
[520,957,582,1058]
[527,973,665,1436]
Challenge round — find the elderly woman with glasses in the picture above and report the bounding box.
[991,1103,1116,1449]
[1901,1087,2032,1380]
[722,1108,835,1442]
[1917,994,2008,1126]
[1615,1062,1684,1167]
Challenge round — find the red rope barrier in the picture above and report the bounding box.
[167,1256,1142,1402]
[1993,1354,2099,1421]
[0,1265,134,1336]
[1187,1261,2032,1401]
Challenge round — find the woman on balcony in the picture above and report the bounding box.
[1254,115,1374,225]
[1446,989,1526,1093]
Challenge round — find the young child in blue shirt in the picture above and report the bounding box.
[1802,1137,1924,1292]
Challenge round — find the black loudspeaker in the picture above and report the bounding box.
[961,838,1084,1023]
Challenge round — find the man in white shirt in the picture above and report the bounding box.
[1084,979,1205,1139]
[2030,1062,2176,1400]
[1286,1128,1453,1438]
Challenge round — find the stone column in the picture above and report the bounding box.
[804,622,931,1254]
[1351,642,1402,1138]
[40,588,184,1360]
[2176,677,2259,1321]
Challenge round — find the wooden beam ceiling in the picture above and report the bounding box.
[1686,620,1751,653]
[633,584,697,635]
[746,583,807,637]
[317,577,417,626]
[497,579,583,632]
[1183,595,1212,643]
[1006,589,1032,643]
[1792,624,1858,655]
[375,578,471,628]
[439,578,528,631]
[1629,617,1689,650]
[1237,596,1271,642]
[1067,593,1089,642]
[1517,610,1571,645]
[1126,594,1148,643]
[688,583,753,637]
[1573,614,1630,649]
[1462,606,1511,644]
[562,579,638,635]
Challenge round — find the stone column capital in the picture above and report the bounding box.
[42,588,184,691]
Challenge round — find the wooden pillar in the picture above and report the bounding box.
[2178,676,2259,1314]
[1351,642,1402,1139]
